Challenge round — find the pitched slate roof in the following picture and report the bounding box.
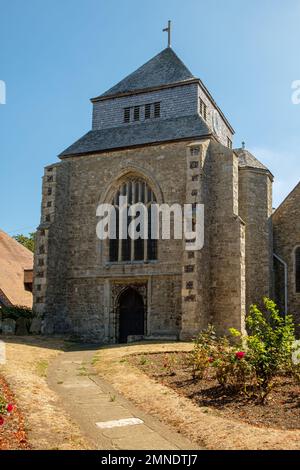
[273,181,300,216]
[59,115,211,158]
[0,229,33,308]
[235,148,269,171]
[94,47,195,100]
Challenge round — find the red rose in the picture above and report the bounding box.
[0,416,4,426]
[7,404,14,413]
[236,351,245,360]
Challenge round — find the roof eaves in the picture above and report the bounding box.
[90,78,198,102]
[238,164,274,181]
[59,133,213,159]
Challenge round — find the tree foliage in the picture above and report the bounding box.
[13,232,35,252]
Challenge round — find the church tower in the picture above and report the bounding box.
[32,42,272,342]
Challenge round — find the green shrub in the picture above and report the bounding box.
[189,298,297,404]
[213,350,255,394]
[0,305,33,321]
[245,298,295,402]
[0,394,14,427]
[188,325,218,379]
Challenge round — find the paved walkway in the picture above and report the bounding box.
[47,346,199,450]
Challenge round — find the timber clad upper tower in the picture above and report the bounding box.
[32,46,274,342]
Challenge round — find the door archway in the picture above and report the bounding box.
[118,288,145,343]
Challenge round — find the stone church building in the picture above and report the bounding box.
[32,46,299,342]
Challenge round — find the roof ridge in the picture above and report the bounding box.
[235,148,270,172]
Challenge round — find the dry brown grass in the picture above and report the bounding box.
[0,336,90,450]
[93,342,300,450]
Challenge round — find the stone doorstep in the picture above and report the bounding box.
[127,335,179,343]
[144,335,178,341]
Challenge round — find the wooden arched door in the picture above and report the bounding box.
[118,288,145,343]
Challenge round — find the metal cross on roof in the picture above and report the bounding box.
[163,20,172,48]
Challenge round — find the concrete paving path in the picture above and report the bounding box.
[47,346,199,450]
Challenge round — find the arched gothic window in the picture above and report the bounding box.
[109,178,158,263]
[295,247,300,293]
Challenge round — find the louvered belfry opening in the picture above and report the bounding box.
[154,102,161,118]
[109,178,158,263]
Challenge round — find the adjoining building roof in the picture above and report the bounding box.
[93,48,195,101]
[235,148,269,171]
[0,229,33,308]
[59,115,211,158]
[273,181,300,216]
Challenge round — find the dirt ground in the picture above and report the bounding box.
[129,351,300,430]
[0,336,90,450]
[2,337,300,450]
[93,342,300,450]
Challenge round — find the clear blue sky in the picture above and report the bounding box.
[1,0,300,236]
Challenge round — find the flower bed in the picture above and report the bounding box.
[129,351,300,430]
[129,299,300,431]
[0,375,29,449]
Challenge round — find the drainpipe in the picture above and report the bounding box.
[273,253,288,316]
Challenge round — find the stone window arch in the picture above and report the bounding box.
[109,177,158,263]
[295,246,300,294]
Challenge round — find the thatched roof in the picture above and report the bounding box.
[0,229,33,308]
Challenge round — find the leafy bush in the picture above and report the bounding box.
[213,349,255,394]
[0,305,33,321]
[188,325,218,379]
[243,298,295,401]
[0,395,13,427]
[161,353,178,376]
[189,298,298,403]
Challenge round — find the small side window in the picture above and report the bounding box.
[199,98,207,121]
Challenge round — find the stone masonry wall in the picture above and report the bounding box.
[34,138,251,342]
[32,161,71,334]
[273,183,300,334]
[36,141,192,341]
[238,168,273,313]
[180,140,211,339]
[206,141,246,335]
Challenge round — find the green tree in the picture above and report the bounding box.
[13,232,36,252]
